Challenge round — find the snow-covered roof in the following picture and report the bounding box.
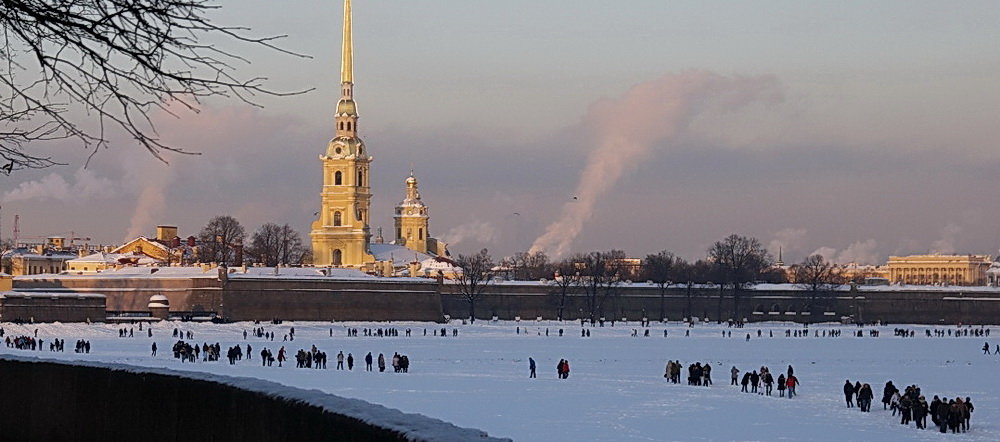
[70,251,162,265]
[370,243,433,266]
[112,236,171,254]
[1,248,75,260]
[0,291,105,299]
[230,267,374,280]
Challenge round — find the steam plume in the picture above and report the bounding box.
[530,71,782,257]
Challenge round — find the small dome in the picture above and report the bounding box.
[406,175,417,185]
[336,99,357,115]
[149,294,169,304]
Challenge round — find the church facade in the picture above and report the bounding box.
[311,0,448,270]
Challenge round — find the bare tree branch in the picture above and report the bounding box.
[0,0,312,173]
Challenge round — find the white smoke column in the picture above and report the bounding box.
[124,160,173,240]
[440,220,498,246]
[530,71,781,257]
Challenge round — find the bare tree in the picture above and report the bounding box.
[578,250,626,323]
[0,0,308,172]
[454,248,495,323]
[505,250,550,281]
[642,250,677,322]
[707,234,773,322]
[248,223,306,267]
[671,259,714,321]
[197,215,245,266]
[791,254,845,321]
[547,257,581,321]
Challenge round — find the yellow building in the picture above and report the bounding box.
[885,254,992,286]
[0,272,12,291]
[311,0,375,268]
[393,173,449,257]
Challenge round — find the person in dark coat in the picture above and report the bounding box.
[913,396,928,429]
[882,381,897,410]
[776,374,786,397]
[929,396,941,427]
[741,372,750,392]
[750,371,760,393]
[936,397,950,433]
[858,384,874,412]
[844,380,855,407]
[899,394,912,425]
[964,396,974,431]
[853,381,862,403]
[365,352,373,371]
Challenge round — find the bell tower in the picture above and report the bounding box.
[311,0,374,267]
[394,172,430,254]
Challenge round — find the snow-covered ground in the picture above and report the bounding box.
[1,320,996,441]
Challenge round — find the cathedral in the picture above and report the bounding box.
[311,0,449,273]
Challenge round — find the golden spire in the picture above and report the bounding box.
[341,0,353,84]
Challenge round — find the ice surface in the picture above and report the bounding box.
[0,320,996,441]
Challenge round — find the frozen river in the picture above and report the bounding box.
[1,320,995,441]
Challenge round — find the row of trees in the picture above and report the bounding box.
[197,216,308,267]
[454,234,849,323]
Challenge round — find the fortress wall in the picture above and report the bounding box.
[440,283,1000,325]
[221,278,443,322]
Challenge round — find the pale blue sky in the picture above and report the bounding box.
[4,1,1000,262]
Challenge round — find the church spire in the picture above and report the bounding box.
[341,0,353,85]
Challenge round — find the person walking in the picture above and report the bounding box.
[529,357,537,378]
[730,366,739,386]
[151,342,157,357]
[984,342,990,355]
[786,374,798,398]
[777,374,786,397]
[337,351,345,370]
[844,380,855,408]
[347,353,354,370]
[365,352,373,371]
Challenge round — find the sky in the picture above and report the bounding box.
[3,0,1000,264]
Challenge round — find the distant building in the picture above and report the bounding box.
[988,260,1000,286]
[885,254,992,286]
[1,248,75,276]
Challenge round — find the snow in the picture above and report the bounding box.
[0,320,996,441]
[0,291,105,299]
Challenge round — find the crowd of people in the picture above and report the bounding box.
[844,380,977,434]
[731,365,797,397]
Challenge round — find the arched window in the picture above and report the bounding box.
[334,171,343,185]
[333,211,342,226]
[332,249,343,266]
[346,121,352,131]
[357,170,363,186]
[338,122,344,130]
[418,228,423,240]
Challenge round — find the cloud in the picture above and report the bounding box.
[529,71,783,257]
[1,168,122,203]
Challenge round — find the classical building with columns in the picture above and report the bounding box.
[885,254,992,286]
[311,0,449,271]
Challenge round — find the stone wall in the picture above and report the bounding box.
[0,356,507,442]
[221,278,443,322]
[440,283,1000,325]
[0,293,106,323]
[16,274,222,314]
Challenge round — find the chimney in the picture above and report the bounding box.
[156,225,178,242]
